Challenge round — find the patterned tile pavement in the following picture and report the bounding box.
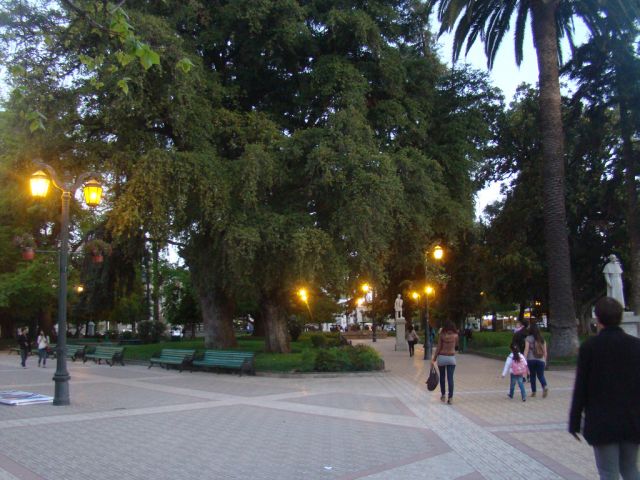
[0,339,618,479]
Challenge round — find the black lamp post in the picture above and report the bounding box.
[361,284,376,342]
[423,245,444,360]
[423,285,434,360]
[30,161,102,405]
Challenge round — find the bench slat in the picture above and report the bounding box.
[192,350,255,375]
[83,346,124,366]
[148,349,195,372]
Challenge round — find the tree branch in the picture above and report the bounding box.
[59,0,109,33]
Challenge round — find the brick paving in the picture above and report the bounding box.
[0,339,613,479]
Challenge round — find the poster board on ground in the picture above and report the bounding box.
[0,390,53,405]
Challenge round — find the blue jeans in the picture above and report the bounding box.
[593,443,639,480]
[20,349,28,367]
[509,374,526,400]
[438,365,455,398]
[38,348,47,366]
[527,359,547,393]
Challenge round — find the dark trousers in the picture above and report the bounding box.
[527,359,547,393]
[408,341,415,356]
[438,365,455,398]
[20,348,28,367]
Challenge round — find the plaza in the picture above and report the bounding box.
[0,339,604,480]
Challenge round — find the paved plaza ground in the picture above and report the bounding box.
[0,338,613,479]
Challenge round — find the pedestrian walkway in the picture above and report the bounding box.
[0,339,603,479]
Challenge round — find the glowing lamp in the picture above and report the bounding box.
[433,245,444,261]
[83,178,102,207]
[297,288,308,303]
[30,170,50,198]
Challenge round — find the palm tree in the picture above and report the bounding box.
[426,0,640,356]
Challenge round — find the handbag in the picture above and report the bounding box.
[426,365,439,391]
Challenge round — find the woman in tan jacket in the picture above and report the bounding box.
[431,321,459,404]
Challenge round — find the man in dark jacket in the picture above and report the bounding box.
[17,327,29,368]
[569,297,640,479]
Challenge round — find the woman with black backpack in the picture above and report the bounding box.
[523,323,549,398]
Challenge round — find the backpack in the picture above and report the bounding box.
[533,340,544,359]
[511,356,527,376]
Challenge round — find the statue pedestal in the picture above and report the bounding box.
[621,312,640,338]
[395,317,408,351]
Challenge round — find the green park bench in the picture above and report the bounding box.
[83,346,125,366]
[148,349,195,372]
[192,350,256,376]
[60,344,86,361]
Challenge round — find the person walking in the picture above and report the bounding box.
[431,321,459,404]
[511,318,529,358]
[569,297,640,480]
[36,329,50,368]
[523,323,549,398]
[501,343,528,402]
[17,327,29,368]
[406,326,419,357]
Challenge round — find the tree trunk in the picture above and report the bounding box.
[531,1,578,357]
[260,293,290,353]
[186,240,237,349]
[152,240,161,322]
[195,284,237,349]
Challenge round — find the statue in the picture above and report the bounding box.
[603,254,626,309]
[394,294,403,320]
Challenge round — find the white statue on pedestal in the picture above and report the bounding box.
[604,254,625,309]
[394,294,403,320]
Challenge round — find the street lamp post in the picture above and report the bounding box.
[423,285,434,360]
[361,283,376,342]
[297,288,315,330]
[424,245,444,360]
[30,161,102,406]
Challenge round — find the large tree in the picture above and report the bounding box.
[427,0,640,356]
[564,24,640,314]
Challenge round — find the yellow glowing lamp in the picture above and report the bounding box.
[425,285,435,296]
[75,285,84,294]
[357,297,365,307]
[361,283,370,293]
[433,245,444,261]
[30,170,50,198]
[297,288,308,303]
[83,178,102,207]
[411,291,419,300]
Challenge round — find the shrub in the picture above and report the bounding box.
[137,321,168,343]
[288,316,303,342]
[120,330,134,340]
[312,345,384,372]
[314,348,349,371]
[310,333,327,348]
[349,344,384,371]
[299,349,316,372]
